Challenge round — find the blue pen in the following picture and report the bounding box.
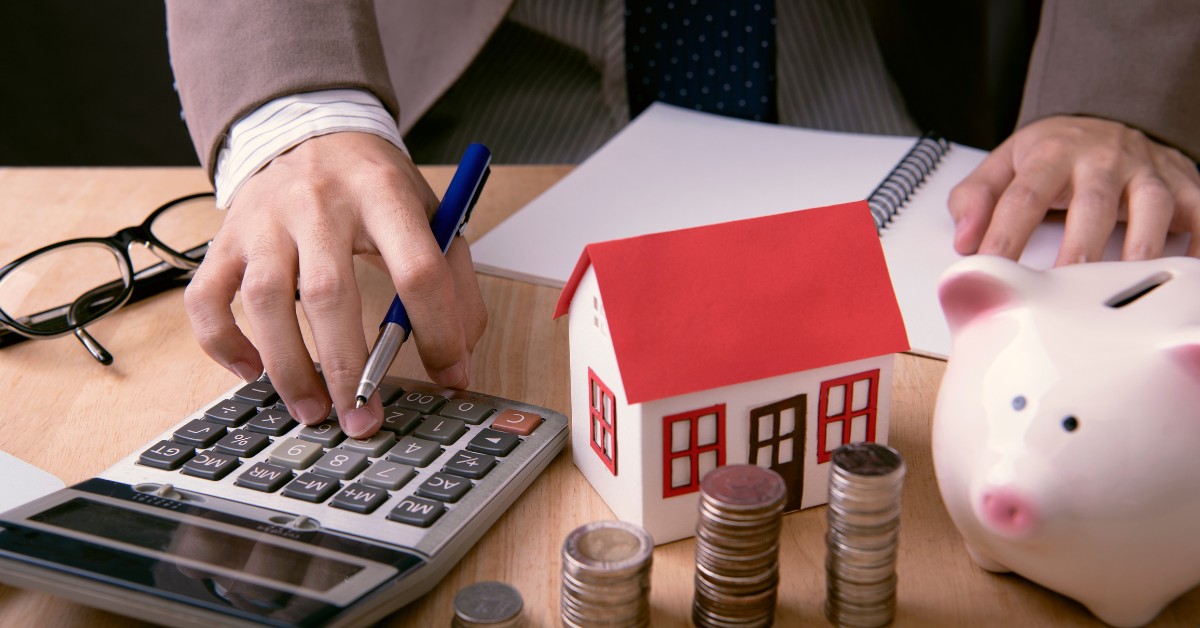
[354,143,492,408]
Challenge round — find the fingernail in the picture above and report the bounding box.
[344,406,379,438]
[230,361,261,383]
[293,398,327,424]
[433,363,466,387]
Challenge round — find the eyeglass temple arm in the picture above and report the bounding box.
[74,328,113,365]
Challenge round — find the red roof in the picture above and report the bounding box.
[553,201,909,404]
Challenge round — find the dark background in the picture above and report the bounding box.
[0,1,1041,167]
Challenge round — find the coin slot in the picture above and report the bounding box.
[1105,271,1171,308]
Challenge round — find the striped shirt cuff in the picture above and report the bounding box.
[213,89,408,209]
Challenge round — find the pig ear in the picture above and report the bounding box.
[938,256,1035,334]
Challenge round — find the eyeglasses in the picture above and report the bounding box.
[0,193,223,364]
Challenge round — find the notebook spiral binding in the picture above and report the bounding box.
[867,131,951,233]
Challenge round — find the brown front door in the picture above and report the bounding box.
[749,394,806,512]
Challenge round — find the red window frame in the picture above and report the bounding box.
[662,404,726,498]
[817,369,880,463]
[588,368,617,475]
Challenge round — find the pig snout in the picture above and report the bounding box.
[977,487,1039,539]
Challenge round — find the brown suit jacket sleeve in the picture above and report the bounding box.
[1019,0,1200,162]
[166,0,399,180]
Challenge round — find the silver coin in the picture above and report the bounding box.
[453,581,523,626]
[700,465,787,511]
[830,443,905,476]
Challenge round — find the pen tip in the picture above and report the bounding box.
[355,396,366,409]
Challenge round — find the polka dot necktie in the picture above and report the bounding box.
[625,0,777,122]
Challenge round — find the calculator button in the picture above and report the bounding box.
[139,441,195,470]
[443,451,496,480]
[466,429,520,457]
[388,496,445,527]
[213,430,270,457]
[412,417,467,445]
[282,473,341,503]
[171,420,228,448]
[378,383,404,405]
[380,407,422,436]
[233,381,279,407]
[312,450,369,480]
[268,438,324,469]
[386,437,441,468]
[204,399,257,426]
[416,472,472,503]
[245,409,297,436]
[329,483,389,514]
[394,390,448,415]
[489,409,542,436]
[339,431,396,457]
[439,400,496,425]
[298,421,345,447]
[235,462,293,492]
[180,451,240,480]
[360,461,416,490]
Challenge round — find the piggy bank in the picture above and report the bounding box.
[933,254,1200,627]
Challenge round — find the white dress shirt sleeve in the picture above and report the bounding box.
[212,89,408,209]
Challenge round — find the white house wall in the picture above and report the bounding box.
[567,265,644,527]
[639,354,894,544]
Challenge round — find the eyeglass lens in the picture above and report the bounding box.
[148,195,225,260]
[0,243,130,334]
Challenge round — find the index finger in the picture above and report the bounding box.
[948,141,1015,255]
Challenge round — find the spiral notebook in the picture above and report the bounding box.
[470,103,1189,359]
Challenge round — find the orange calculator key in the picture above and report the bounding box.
[489,409,542,436]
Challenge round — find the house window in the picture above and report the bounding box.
[662,404,726,498]
[817,369,880,464]
[589,368,617,475]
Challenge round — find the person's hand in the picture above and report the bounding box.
[185,132,488,438]
[949,115,1200,265]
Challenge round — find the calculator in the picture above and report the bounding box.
[0,369,567,628]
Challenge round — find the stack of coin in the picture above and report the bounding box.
[693,464,787,628]
[560,520,654,628]
[452,581,524,628]
[824,442,907,628]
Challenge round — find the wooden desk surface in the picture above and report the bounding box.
[0,166,1196,627]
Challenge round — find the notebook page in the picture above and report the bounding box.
[471,103,915,287]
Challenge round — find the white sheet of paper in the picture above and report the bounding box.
[471,103,1191,358]
[0,449,65,515]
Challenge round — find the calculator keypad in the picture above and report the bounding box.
[214,431,270,457]
[298,421,345,447]
[339,431,396,457]
[313,450,369,480]
[416,472,472,503]
[282,473,341,503]
[268,438,324,469]
[235,462,293,492]
[246,409,297,436]
[412,417,467,445]
[125,375,561,540]
[387,437,441,468]
[180,451,240,480]
[330,484,389,514]
[172,420,228,448]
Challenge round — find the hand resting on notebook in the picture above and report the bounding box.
[184,132,487,438]
[948,115,1200,265]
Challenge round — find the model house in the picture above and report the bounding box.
[553,201,910,544]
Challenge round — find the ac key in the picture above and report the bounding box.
[416,472,472,503]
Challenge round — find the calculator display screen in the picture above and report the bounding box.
[31,498,363,592]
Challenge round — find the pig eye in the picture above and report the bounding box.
[1062,416,1078,432]
[1012,396,1026,410]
